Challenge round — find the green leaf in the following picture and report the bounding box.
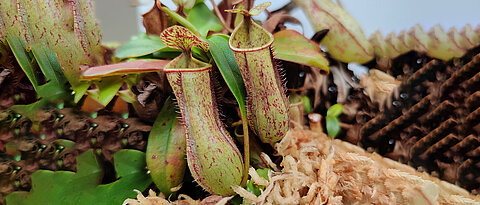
[187,3,223,37]
[245,168,270,197]
[326,116,341,138]
[115,34,175,59]
[73,82,91,103]
[6,149,151,205]
[117,89,137,104]
[6,37,40,91]
[302,96,313,113]
[9,101,48,122]
[326,104,343,117]
[31,45,67,86]
[207,34,246,112]
[88,77,124,106]
[273,30,329,73]
[256,168,270,180]
[31,45,70,101]
[146,96,186,195]
[160,6,201,37]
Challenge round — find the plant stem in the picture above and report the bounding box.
[240,109,250,186]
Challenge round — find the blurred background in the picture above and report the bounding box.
[95,0,480,42]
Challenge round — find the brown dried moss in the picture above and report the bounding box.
[233,129,479,204]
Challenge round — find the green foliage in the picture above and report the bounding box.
[188,3,223,36]
[207,34,246,117]
[115,34,177,59]
[146,97,186,195]
[87,77,124,106]
[6,149,152,205]
[326,104,343,138]
[245,168,270,199]
[6,36,70,120]
[0,0,105,102]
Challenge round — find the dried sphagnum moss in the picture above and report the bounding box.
[126,129,480,205]
[122,189,232,205]
[234,129,480,204]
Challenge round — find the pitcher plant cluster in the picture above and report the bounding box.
[2,0,480,203]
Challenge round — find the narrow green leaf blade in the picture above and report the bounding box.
[207,34,246,110]
[187,3,223,37]
[273,30,329,73]
[31,45,67,86]
[6,37,39,90]
[115,34,169,59]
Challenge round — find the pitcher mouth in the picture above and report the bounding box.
[163,53,212,73]
[163,65,211,73]
[229,19,274,53]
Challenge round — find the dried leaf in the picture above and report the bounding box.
[262,11,300,33]
[360,69,400,110]
[142,3,168,36]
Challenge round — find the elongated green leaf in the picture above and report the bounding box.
[31,45,67,86]
[207,34,246,112]
[273,30,329,73]
[187,3,223,37]
[147,96,186,195]
[6,149,151,205]
[115,34,176,59]
[6,37,40,91]
[31,45,70,101]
